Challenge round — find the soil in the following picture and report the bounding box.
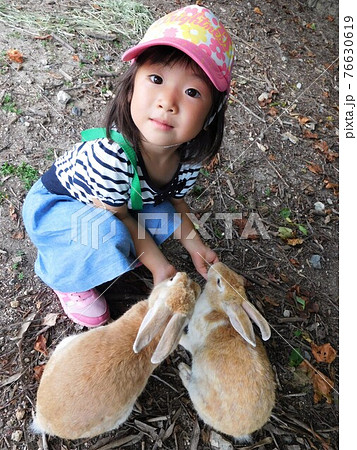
[0,0,339,449]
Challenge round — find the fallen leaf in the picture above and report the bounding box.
[233,218,259,240]
[282,131,299,144]
[12,230,25,240]
[311,342,337,364]
[303,130,318,139]
[34,334,49,356]
[307,163,323,174]
[278,226,294,239]
[298,116,311,125]
[33,35,52,40]
[327,15,335,22]
[7,49,24,64]
[42,312,60,327]
[289,258,300,266]
[33,365,46,382]
[299,361,334,404]
[253,6,263,15]
[324,179,339,196]
[263,296,279,307]
[204,154,219,172]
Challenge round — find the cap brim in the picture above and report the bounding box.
[122,38,229,92]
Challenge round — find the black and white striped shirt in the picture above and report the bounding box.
[43,138,201,209]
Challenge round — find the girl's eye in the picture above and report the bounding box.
[149,75,163,84]
[185,88,201,98]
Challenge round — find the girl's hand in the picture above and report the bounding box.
[152,263,177,285]
[190,246,219,279]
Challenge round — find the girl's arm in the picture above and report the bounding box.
[170,197,219,279]
[92,200,175,284]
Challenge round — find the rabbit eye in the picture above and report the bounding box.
[217,277,221,287]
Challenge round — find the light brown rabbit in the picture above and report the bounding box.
[31,272,200,440]
[178,262,275,441]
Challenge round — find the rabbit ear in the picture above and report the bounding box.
[222,302,256,347]
[133,302,172,354]
[242,300,271,341]
[151,313,188,364]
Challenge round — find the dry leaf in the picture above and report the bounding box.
[324,179,339,196]
[311,342,337,364]
[299,361,334,404]
[33,365,46,382]
[307,163,323,174]
[34,334,49,356]
[254,6,263,15]
[204,154,219,172]
[263,296,279,307]
[303,130,318,139]
[7,49,24,64]
[42,312,60,327]
[298,116,311,125]
[233,218,259,240]
[286,238,304,246]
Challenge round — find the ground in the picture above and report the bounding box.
[0,0,339,449]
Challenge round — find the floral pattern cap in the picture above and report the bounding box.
[122,5,234,92]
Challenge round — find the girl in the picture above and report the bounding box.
[22,5,234,327]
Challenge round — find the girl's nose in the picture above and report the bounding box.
[157,89,178,113]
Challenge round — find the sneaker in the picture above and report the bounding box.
[54,288,110,327]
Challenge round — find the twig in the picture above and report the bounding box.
[51,33,76,52]
[229,93,266,123]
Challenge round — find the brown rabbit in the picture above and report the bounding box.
[31,272,201,440]
[178,262,275,441]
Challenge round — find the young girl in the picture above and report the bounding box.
[22,5,234,327]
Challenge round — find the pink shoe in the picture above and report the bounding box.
[54,288,110,327]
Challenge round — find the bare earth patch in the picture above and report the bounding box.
[0,1,338,449]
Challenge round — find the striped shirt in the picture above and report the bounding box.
[45,138,201,209]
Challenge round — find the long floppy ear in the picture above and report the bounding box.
[151,313,188,364]
[242,300,271,341]
[133,302,172,354]
[222,302,256,347]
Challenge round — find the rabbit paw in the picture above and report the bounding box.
[178,362,192,388]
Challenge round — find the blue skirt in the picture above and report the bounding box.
[22,180,180,292]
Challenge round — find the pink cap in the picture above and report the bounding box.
[122,5,234,92]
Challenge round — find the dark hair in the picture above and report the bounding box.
[105,46,227,164]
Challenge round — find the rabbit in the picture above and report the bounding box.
[177,262,275,442]
[31,272,201,440]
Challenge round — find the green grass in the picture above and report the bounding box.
[0,0,153,40]
[0,162,39,190]
[1,93,21,114]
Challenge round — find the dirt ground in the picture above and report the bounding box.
[0,0,339,449]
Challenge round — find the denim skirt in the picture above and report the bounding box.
[22,179,180,292]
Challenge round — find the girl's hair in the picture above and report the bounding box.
[105,46,227,164]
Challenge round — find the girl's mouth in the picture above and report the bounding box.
[150,118,174,130]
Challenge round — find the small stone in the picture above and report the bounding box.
[314,201,325,213]
[10,300,20,308]
[57,90,71,105]
[210,431,233,450]
[11,430,23,442]
[296,82,302,89]
[71,106,82,116]
[283,309,291,318]
[15,407,26,421]
[310,254,322,269]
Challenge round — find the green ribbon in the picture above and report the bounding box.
[81,128,143,210]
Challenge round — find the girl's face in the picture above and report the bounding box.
[130,60,213,152]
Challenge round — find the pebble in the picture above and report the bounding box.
[11,430,23,442]
[57,90,71,105]
[71,106,82,116]
[210,431,233,450]
[283,309,291,318]
[10,300,20,308]
[314,201,325,213]
[310,254,322,269]
[15,407,25,421]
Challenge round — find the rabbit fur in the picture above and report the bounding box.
[31,272,200,440]
[178,262,275,441]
